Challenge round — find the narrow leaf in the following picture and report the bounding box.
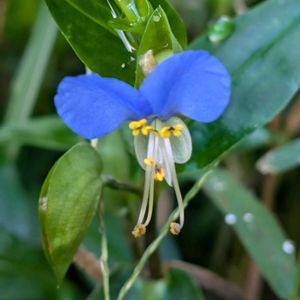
[257,138,300,174]
[0,116,79,151]
[204,168,296,299]
[4,2,57,124]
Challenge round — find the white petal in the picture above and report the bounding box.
[167,117,192,164]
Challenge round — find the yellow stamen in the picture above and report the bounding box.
[141,125,155,136]
[159,124,183,138]
[154,165,165,181]
[132,129,139,136]
[132,224,146,238]
[144,158,154,166]
[172,124,183,137]
[159,126,171,138]
[129,119,148,136]
[170,222,181,235]
[129,119,147,129]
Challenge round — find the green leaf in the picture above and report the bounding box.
[149,0,187,48]
[256,137,300,174]
[204,168,296,299]
[44,0,135,83]
[189,0,300,168]
[39,143,103,282]
[4,2,57,124]
[234,128,274,152]
[3,2,57,160]
[0,116,79,151]
[135,6,181,87]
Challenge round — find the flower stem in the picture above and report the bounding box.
[116,171,212,300]
[99,199,110,300]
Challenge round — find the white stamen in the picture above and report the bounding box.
[136,132,155,225]
[162,138,185,229]
[144,134,159,226]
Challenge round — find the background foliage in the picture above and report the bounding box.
[0,0,300,299]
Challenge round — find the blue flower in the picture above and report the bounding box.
[55,50,231,237]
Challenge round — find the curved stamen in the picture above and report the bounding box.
[162,138,185,234]
[136,132,155,226]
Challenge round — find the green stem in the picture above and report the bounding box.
[102,175,142,195]
[99,199,110,300]
[117,171,212,300]
[111,0,138,22]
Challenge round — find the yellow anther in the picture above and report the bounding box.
[132,224,146,238]
[159,124,183,138]
[141,125,155,136]
[129,119,147,129]
[144,158,154,166]
[170,222,181,235]
[132,129,139,136]
[159,126,171,138]
[129,119,148,136]
[154,165,165,182]
[172,124,183,137]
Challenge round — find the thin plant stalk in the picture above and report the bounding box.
[99,198,110,300]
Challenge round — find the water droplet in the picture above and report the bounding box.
[282,240,295,254]
[224,213,237,225]
[243,212,254,223]
[121,63,126,68]
[213,180,224,192]
[208,16,235,44]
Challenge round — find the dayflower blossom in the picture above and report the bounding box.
[54,50,231,237]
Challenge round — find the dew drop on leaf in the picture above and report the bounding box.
[224,213,237,225]
[282,240,295,254]
[243,212,254,223]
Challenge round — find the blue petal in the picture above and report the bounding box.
[140,50,231,122]
[55,74,151,139]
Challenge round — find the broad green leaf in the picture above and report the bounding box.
[135,6,181,86]
[149,0,187,48]
[44,0,135,83]
[189,0,300,168]
[39,143,103,282]
[0,116,79,151]
[204,169,296,299]
[256,137,300,174]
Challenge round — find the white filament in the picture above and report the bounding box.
[136,132,155,225]
[162,138,185,229]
